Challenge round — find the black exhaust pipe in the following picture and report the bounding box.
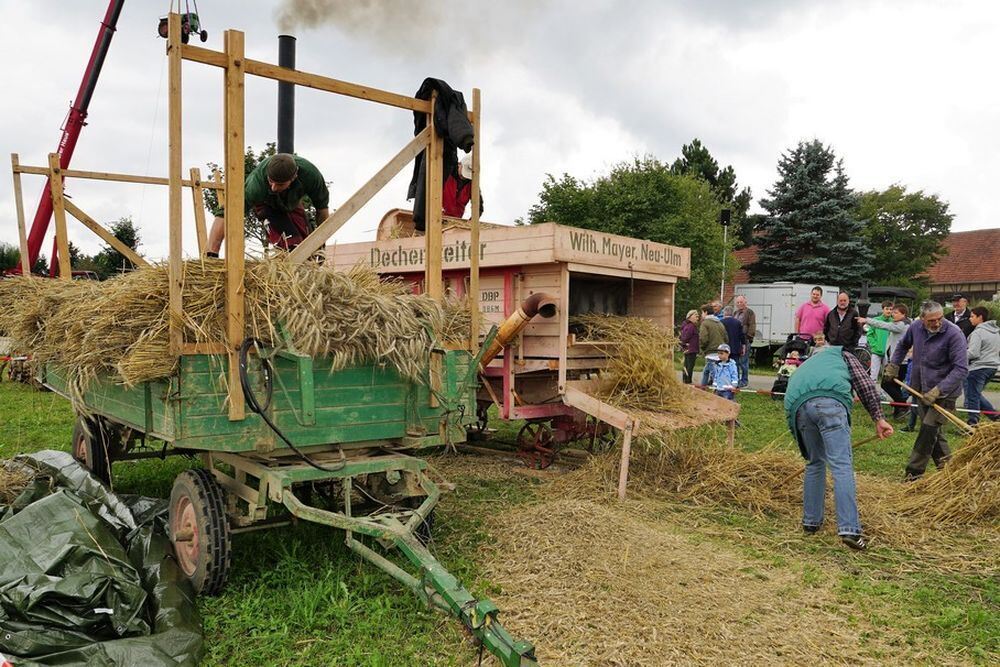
[277,35,296,154]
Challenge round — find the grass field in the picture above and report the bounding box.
[1,380,996,665]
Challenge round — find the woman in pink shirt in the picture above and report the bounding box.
[795,286,831,337]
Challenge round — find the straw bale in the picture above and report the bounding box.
[0,257,468,412]
[571,314,691,414]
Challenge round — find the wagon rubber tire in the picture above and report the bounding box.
[169,468,232,596]
[71,416,112,485]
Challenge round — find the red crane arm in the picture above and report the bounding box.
[20,0,125,275]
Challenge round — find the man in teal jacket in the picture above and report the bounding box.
[784,345,894,550]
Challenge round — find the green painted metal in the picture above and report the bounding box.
[44,347,476,453]
[277,460,536,666]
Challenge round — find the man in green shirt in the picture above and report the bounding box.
[206,153,330,256]
[864,300,894,382]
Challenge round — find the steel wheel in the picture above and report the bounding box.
[71,416,111,484]
[169,468,232,595]
[516,421,557,469]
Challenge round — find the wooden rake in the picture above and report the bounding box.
[892,378,975,436]
[778,434,881,487]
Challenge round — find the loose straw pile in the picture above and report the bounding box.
[0,257,469,411]
[893,421,1000,524]
[0,462,33,505]
[571,314,691,414]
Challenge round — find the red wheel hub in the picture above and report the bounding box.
[171,495,200,576]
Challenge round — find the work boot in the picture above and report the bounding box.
[802,524,820,534]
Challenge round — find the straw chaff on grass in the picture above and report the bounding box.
[483,496,903,666]
[571,314,691,414]
[0,257,467,411]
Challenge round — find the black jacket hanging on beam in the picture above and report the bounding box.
[407,77,475,231]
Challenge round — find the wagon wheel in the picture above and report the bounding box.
[71,416,113,484]
[516,421,557,469]
[169,468,232,595]
[588,417,618,453]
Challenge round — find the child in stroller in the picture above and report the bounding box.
[771,333,816,399]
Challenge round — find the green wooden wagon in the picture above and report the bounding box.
[44,329,536,666]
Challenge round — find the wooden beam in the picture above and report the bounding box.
[12,164,222,189]
[167,12,184,356]
[189,167,208,254]
[180,43,227,68]
[179,41,431,113]
[181,342,227,355]
[212,168,225,209]
[617,421,636,500]
[244,59,431,113]
[224,28,246,420]
[469,88,481,351]
[287,128,430,263]
[424,92,443,300]
[63,199,150,268]
[47,153,71,280]
[10,154,29,274]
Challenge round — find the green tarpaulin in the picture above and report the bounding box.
[0,451,203,666]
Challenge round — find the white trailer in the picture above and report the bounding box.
[734,282,839,354]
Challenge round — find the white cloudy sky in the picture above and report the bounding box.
[1,0,997,261]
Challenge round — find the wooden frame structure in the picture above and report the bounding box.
[10,155,222,278]
[161,14,481,420]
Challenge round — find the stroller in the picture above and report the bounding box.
[770,334,814,400]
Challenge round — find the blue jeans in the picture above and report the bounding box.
[964,367,998,425]
[701,359,717,387]
[716,389,734,401]
[737,349,751,387]
[795,397,862,535]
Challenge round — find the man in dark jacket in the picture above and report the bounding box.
[721,307,746,363]
[947,294,974,338]
[733,295,757,387]
[885,301,968,480]
[824,292,863,347]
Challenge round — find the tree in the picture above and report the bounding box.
[0,242,19,272]
[526,156,735,317]
[752,140,870,287]
[93,217,142,279]
[670,138,753,247]
[855,185,952,289]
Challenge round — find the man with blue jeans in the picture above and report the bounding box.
[784,345,894,550]
[885,301,967,480]
[964,306,1000,425]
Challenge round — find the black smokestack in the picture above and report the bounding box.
[277,34,296,154]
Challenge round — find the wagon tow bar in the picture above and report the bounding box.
[282,489,538,666]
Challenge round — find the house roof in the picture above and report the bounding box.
[729,228,1000,291]
[732,246,757,286]
[924,229,1000,285]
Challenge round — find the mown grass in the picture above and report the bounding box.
[1,379,996,664]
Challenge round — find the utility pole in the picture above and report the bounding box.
[719,209,731,302]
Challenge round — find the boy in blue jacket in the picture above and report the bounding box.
[712,344,740,400]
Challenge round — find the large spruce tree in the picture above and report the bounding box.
[752,140,870,287]
[670,139,754,247]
